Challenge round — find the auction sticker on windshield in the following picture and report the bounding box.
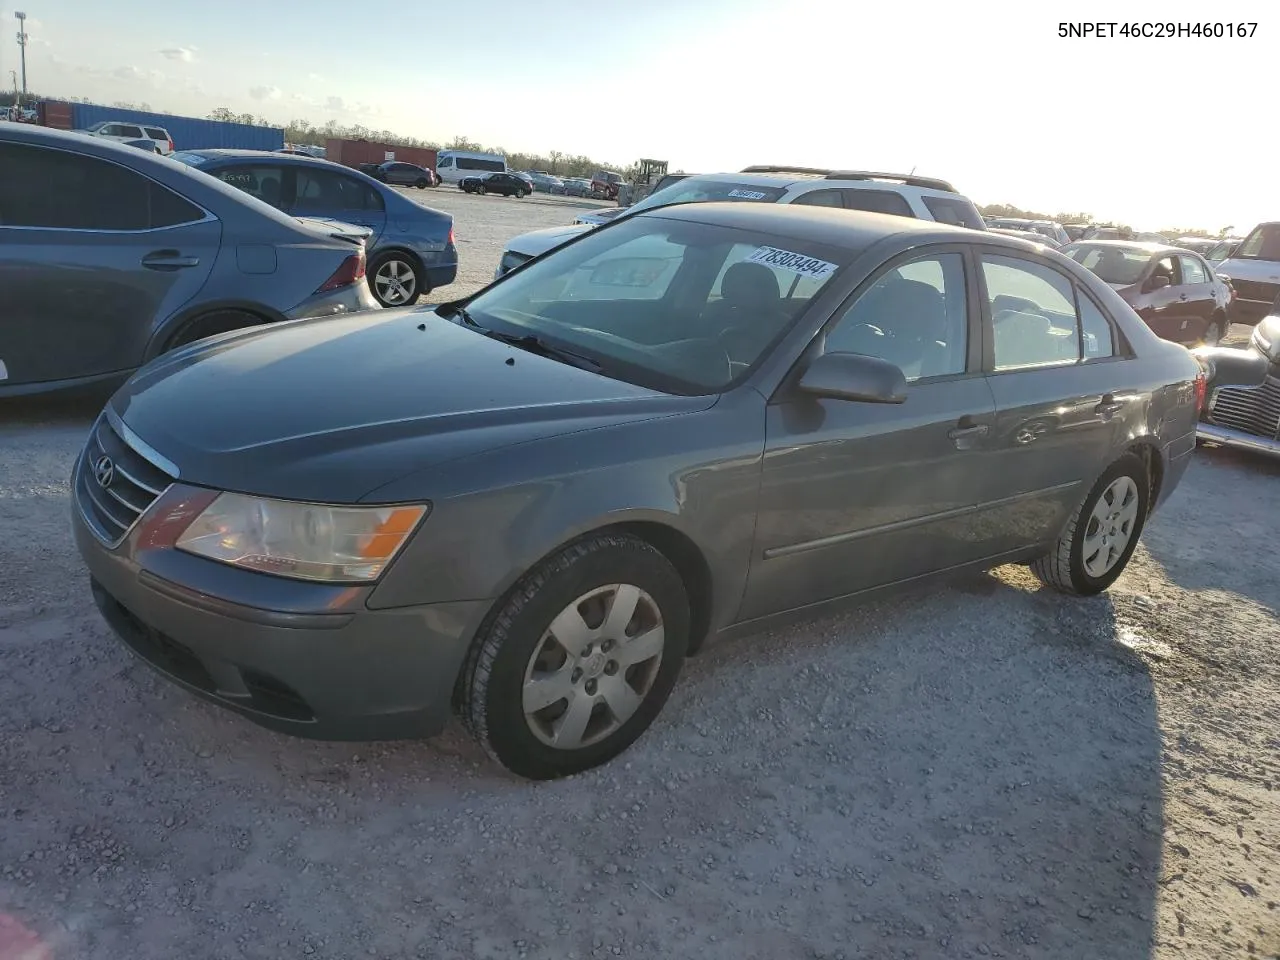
[746,246,838,279]
[727,189,770,200]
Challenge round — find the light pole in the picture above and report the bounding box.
[14,11,28,101]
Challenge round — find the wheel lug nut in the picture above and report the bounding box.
[582,644,593,656]
[604,661,618,676]
[571,668,583,683]
[585,679,597,695]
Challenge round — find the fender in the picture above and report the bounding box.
[144,298,286,362]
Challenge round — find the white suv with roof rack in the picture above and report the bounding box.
[494,166,984,278]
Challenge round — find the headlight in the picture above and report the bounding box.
[499,250,533,275]
[175,493,428,582]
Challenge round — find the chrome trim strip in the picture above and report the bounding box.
[105,408,181,478]
[763,481,1082,561]
[1196,422,1280,456]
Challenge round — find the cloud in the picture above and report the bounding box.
[324,96,345,112]
[307,73,324,83]
[159,47,196,62]
[113,65,146,81]
[249,85,283,101]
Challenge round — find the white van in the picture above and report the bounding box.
[435,150,507,184]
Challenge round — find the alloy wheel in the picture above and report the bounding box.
[521,584,664,749]
[374,259,417,306]
[1082,475,1140,577]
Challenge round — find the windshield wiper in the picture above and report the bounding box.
[481,329,602,372]
[437,303,600,371]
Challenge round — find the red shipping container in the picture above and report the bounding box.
[326,138,438,172]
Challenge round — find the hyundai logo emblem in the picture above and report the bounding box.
[93,455,115,489]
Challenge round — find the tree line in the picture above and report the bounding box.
[979,202,1236,239]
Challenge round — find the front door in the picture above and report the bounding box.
[1137,254,1192,342]
[0,142,219,387]
[742,249,1000,621]
[1177,254,1215,342]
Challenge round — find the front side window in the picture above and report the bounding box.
[0,143,202,230]
[982,255,1080,370]
[438,156,454,168]
[1236,224,1280,261]
[294,168,383,213]
[1179,255,1207,284]
[120,125,144,139]
[1152,255,1181,285]
[212,164,288,208]
[825,253,968,380]
[460,217,851,394]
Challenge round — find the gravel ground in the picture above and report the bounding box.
[1,194,1277,960]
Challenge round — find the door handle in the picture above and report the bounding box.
[947,416,990,448]
[1096,393,1124,416]
[142,250,200,270]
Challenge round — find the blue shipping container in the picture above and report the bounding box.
[67,102,284,152]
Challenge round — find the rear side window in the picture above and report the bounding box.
[0,143,203,230]
[1236,224,1280,261]
[1077,291,1116,359]
[982,255,1080,370]
[790,189,844,208]
[144,127,168,140]
[294,168,384,213]
[120,125,145,139]
[839,189,915,218]
[922,195,985,230]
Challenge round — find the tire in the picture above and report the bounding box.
[415,178,428,189]
[368,250,423,307]
[477,184,487,196]
[458,533,690,780]
[515,188,526,199]
[1030,453,1150,595]
[1204,313,1226,345]
[162,309,262,353]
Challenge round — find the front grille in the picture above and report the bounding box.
[1228,277,1280,304]
[1208,376,1280,440]
[75,416,175,546]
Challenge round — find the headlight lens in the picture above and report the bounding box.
[499,250,533,275]
[175,493,428,582]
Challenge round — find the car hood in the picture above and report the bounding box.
[110,310,706,503]
[506,223,592,257]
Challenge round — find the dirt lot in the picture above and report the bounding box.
[1,191,1277,960]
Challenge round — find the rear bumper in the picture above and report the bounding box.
[423,261,457,290]
[285,281,380,321]
[1196,421,1280,457]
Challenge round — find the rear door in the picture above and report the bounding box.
[290,166,387,242]
[0,142,219,387]
[978,251,1133,550]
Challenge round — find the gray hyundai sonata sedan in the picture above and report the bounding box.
[72,203,1203,779]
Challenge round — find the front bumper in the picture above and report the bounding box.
[1196,421,1280,457]
[72,471,488,741]
[286,280,380,321]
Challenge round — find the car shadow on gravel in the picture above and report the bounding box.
[1138,448,1280,613]
[0,388,112,431]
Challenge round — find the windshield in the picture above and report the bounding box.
[1062,244,1151,285]
[1206,240,1235,261]
[627,177,787,217]
[170,151,209,167]
[458,215,850,394]
[1236,224,1280,261]
[86,121,108,133]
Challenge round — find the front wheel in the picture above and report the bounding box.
[458,533,689,779]
[1204,314,1226,345]
[515,188,527,199]
[1030,454,1150,595]
[415,178,428,189]
[477,184,487,195]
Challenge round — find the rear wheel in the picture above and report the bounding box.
[477,184,487,196]
[162,309,263,353]
[1030,454,1150,595]
[458,533,689,779]
[415,178,428,189]
[515,188,527,199]
[369,251,422,307]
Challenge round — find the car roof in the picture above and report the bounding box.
[1064,239,1191,256]
[640,201,1015,252]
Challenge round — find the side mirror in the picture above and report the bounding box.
[797,352,908,404]
[1146,275,1171,292]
